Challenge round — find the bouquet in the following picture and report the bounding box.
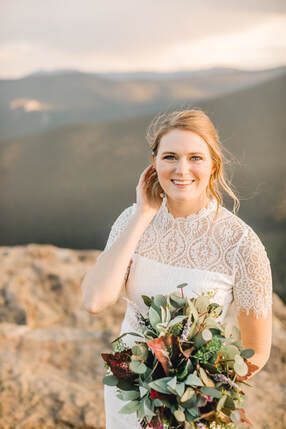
[101,284,258,429]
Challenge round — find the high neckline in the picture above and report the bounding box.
[160,194,218,223]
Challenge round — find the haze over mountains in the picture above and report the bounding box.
[0,66,285,140]
[0,67,285,265]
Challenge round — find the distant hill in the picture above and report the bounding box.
[0,66,285,140]
[0,70,285,253]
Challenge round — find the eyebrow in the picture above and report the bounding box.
[161,151,204,155]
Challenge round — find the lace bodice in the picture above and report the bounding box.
[102,195,273,429]
[101,195,272,319]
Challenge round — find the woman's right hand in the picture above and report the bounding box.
[135,164,163,218]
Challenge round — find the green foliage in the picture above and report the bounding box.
[102,284,255,428]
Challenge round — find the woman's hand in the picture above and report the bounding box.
[135,164,163,218]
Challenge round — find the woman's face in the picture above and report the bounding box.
[152,129,215,202]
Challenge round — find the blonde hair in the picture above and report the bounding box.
[145,108,240,216]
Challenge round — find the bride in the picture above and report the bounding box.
[81,108,272,428]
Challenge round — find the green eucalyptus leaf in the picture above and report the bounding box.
[153,295,168,308]
[137,399,146,420]
[166,376,177,393]
[185,407,199,421]
[177,359,192,381]
[139,385,148,397]
[118,400,140,414]
[169,293,186,307]
[207,303,223,318]
[195,295,210,313]
[224,396,236,410]
[199,366,214,387]
[117,379,136,391]
[202,328,213,342]
[103,374,118,386]
[132,343,148,360]
[241,348,255,359]
[143,396,156,418]
[193,332,206,348]
[165,305,172,323]
[116,389,140,401]
[148,377,173,394]
[217,394,227,411]
[153,398,164,407]
[187,300,199,321]
[230,325,241,341]
[175,382,186,397]
[187,320,198,339]
[230,410,241,423]
[174,408,186,422]
[149,306,161,329]
[156,322,169,335]
[168,315,188,327]
[141,294,152,307]
[176,282,188,289]
[200,386,222,399]
[160,306,167,323]
[220,345,240,360]
[129,360,147,374]
[181,387,195,402]
[233,355,248,376]
[205,317,220,329]
[185,372,204,387]
[143,329,156,339]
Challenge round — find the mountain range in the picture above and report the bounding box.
[0,65,285,298]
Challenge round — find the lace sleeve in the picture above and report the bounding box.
[97,203,137,284]
[233,225,273,319]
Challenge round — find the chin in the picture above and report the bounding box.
[167,191,196,200]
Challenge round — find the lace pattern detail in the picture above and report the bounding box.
[136,200,244,278]
[100,198,272,319]
[233,226,272,318]
[97,203,137,283]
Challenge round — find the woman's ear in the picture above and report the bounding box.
[150,154,156,169]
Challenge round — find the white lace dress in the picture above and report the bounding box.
[102,195,272,429]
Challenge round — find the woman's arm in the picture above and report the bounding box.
[233,225,273,379]
[81,206,154,314]
[237,308,272,379]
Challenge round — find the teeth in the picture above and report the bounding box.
[172,180,195,184]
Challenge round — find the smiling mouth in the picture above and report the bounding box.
[171,179,195,187]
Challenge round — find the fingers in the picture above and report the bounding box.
[138,164,154,186]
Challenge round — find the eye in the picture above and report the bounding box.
[163,155,202,160]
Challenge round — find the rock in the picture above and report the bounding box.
[0,244,285,428]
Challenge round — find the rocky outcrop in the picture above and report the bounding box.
[0,244,285,428]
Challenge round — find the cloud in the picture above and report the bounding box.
[0,1,285,78]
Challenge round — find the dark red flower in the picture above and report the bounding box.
[101,349,136,381]
[149,389,165,400]
[147,417,164,429]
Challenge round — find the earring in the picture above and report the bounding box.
[160,191,165,198]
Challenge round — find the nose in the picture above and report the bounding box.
[174,158,191,174]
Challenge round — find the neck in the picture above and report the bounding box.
[165,195,211,218]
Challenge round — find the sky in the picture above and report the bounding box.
[0,0,286,79]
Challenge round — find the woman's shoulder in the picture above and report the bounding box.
[218,205,267,252]
[111,202,137,227]
[102,203,137,251]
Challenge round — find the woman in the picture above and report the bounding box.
[81,109,273,429]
